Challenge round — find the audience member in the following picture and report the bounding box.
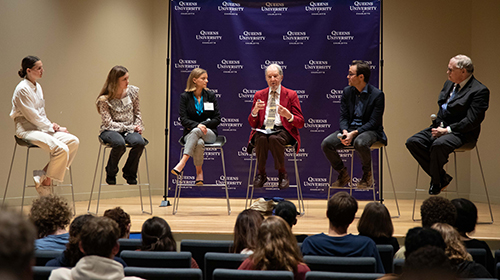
[104,207,131,239]
[358,202,399,254]
[301,192,384,273]
[404,227,446,259]
[232,209,264,254]
[0,209,37,280]
[140,216,198,268]
[238,216,310,280]
[451,198,494,274]
[401,246,458,280]
[431,223,491,278]
[29,195,72,250]
[274,200,308,242]
[394,196,457,259]
[49,217,142,280]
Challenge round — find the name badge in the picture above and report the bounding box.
[204,102,214,110]
[122,96,132,106]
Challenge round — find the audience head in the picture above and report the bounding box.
[233,209,264,253]
[350,60,371,83]
[357,202,394,238]
[18,56,41,79]
[64,214,95,266]
[29,195,72,238]
[327,191,358,229]
[0,209,37,280]
[274,200,299,228]
[431,223,471,264]
[79,217,120,259]
[252,216,301,273]
[141,216,176,252]
[451,198,477,236]
[420,196,456,228]
[103,207,131,239]
[185,68,207,92]
[403,246,457,280]
[404,227,446,258]
[98,65,129,101]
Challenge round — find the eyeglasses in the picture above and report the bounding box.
[347,72,357,77]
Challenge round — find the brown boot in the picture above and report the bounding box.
[331,168,351,187]
[358,171,373,189]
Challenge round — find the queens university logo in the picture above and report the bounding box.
[260,60,288,70]
[238,88,258,103]
[304,60,331,74]
[295,90,309,102]
[327,30,355,45]
[326,89,343,104]
[196,30,223,45]
[261,2,288,16]
[218,1,244,15]
[174,59,200,73]
[220,117,243,132]
[239,31,266,45]
[305,1,332,15]
[283,31,310,45]
[174,1,201,15]
[304,118,331,133]
[350,1,377,16]
[217,59,244,74]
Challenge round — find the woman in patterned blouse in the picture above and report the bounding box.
[96,66,145,185]
[171,68,221,185]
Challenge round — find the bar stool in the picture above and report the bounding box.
[3,136,76,214]
[412,143,493,223]
[245,142,305,215]
[88,136,152,215]
[172,135,230,215]
[327,142,400,218]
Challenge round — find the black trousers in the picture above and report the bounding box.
[406,127,464,185]
[100,130,145,179]
[253,128,294,172]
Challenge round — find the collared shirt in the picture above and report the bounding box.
[264,86,282,127]
[350,84,369,127]
[10,78,54,132]
[443,74,473,134]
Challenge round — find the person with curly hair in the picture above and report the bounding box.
[104,207,131,239]
[431,223,491,278]
[232,209,264,254]
[29,195,72,250]
[238,216,310,280]
[140,216,198,268]
[0,209,37,280]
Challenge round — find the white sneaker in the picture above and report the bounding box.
[33,170,52,196]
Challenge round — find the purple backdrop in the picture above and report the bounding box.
[169,0,381,200]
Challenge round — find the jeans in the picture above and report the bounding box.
[100,130,145,179]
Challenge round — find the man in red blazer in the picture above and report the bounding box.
[247,64,304,189]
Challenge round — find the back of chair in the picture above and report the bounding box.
[35,250,64,266]
[467,248,487,268]
[180,239,233,271]
[118,238,143,254]
[305,271,385,280]
[205,253,248,280]
[303,256,376,273]
[124,267,202,280]
[120,250,192,268]
[213,268,294,280]
[392,258,404,275]
[33,266,58,280]
[376,244,394,273]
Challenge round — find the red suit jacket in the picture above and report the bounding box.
[247,85,304,153]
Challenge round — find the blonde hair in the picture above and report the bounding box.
[96,65,128,113]
[431,223,472,263]
[185,68,207,92]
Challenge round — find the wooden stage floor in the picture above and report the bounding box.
[76,196,500,244]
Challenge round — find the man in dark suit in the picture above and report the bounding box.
[321,60,386,189]
[406,54,489,195]
[248,64,304,189]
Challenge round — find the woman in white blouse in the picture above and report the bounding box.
[96,66,145,185]
[10,56,79,196]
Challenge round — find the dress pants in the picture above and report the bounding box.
[406,127,464,185]
[183,127,216,167]
[253,128,294,171]
[100,130,145,180]
[15,121,79,182]
[321,129,378,174]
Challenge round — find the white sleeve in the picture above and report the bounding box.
[13,88,54,132]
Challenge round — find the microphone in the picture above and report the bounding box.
[430,114,438,128]
[337,133,347,140]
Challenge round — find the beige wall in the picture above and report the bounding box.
[0,0,499,208]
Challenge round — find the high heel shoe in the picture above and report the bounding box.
[171,168,183,176]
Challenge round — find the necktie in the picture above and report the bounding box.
[443,84,460,111]
[265,91,277,130]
